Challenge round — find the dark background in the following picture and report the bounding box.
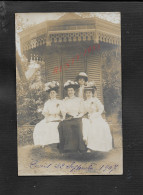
[0,1,143,195]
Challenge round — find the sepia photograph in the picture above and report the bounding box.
[16,12,122,175]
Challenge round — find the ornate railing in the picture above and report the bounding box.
[22,29,120,52]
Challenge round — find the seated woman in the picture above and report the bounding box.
[58,80,87,153]
[82,82,113,152]
[33,81,64,147]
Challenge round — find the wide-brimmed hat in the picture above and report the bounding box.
[84,81,97,92]
[76,72,88,82]
[45,81,59,93]
[64,80,80,90]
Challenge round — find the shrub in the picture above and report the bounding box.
[101,48,121,123]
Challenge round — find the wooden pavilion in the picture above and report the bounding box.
[19,13,121,101]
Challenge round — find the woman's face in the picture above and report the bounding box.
[49,90,57,99]
[78,78,85,86]
[85,90,93,99]
[67,88,75,97]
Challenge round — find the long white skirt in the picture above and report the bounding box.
[33,119,60,146]
[82,116,113,152]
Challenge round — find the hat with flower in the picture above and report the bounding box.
[84,81,97,92]
[76,72,88,82]
[45,81,59,92]
[64,80,80,90]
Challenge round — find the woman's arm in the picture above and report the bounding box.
[89,98,104,119]
[42,102,49,117]
[95,98,104,115]
[59,100,66,120]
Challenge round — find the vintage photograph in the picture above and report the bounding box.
[16,12,122,175]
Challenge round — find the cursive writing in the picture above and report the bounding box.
[30,159,119,174]
[30,159,52,169]
[54,161,96,172]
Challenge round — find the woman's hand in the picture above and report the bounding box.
[77,113,84,118]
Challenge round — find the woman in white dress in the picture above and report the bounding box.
[33,81,64,147]
[82,82,113,152]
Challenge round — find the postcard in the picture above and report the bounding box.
[16,12,122,175]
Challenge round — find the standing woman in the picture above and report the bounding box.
[82,82,113,152]
[58,80,86,153]
[33,81,64,147]
[76,72,88,99]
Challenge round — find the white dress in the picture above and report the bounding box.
[33,98,64,146]
[63,96,85,117]
[82,97,113,152]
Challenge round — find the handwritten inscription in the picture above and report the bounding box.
[30,159,118,174]
[54,161,95,172]
[53,44,100,74]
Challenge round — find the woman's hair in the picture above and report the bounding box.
[48,88,59,94]
[84,89,95,94]
[67,87,75,90]
[76,74,88,82]
[78,77,86,82]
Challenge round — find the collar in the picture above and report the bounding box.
[86,97,94,101]
[50,98,57,101]
[68,95,76,99]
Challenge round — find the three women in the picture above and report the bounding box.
[33,73,113,153]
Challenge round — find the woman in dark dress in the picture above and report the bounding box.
[58,80,87,153]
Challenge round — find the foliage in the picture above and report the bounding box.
[16,62,47,126]
[16,14,48,126]
[101,48,121,123]
[15,14,36,33]
[18,125,34,146]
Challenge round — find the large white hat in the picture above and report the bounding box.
[76,72,88,81]
[64,80,80,90]
[45,81,59,92]
[84,81,97,91]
